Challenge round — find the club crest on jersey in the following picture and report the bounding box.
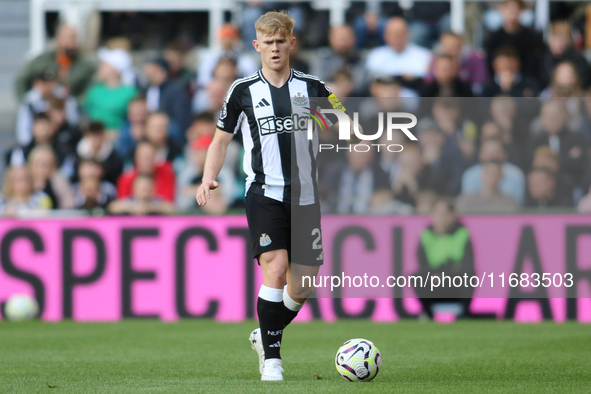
[260,233,272,246]
[291,92,308,106]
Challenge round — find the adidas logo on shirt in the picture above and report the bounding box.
[255,98,271,108]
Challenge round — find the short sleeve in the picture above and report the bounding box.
[217,86,243,134]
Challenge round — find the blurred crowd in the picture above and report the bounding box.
[2,0,591,217]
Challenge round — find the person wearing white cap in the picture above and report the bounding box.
[83,48,139,136]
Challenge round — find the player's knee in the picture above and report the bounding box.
[259,251,288,283]
[265,265,287,283]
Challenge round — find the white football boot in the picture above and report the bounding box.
[249,328,265,375]
[261,359,284,381]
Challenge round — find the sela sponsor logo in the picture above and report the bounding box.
[257,113,311,135]
[308,110,418,153]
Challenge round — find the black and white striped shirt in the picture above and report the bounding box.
[217,69,345,205]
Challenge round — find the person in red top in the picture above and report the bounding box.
[116,140,175,201]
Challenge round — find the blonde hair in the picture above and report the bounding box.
[255,11,295,38]
[106,37,132,51]
[2,166,33,199]
[28,145,57,170]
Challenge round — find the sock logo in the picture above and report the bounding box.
[267,330,283,336]
[269,341,281,348]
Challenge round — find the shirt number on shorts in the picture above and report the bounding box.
[312,228,322,250]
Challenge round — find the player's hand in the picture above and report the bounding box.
[196,180,219,206]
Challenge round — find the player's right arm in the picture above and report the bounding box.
[197,77,245,206]
[196,128,234,206]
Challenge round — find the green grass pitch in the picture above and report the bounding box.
[1,320,590,393]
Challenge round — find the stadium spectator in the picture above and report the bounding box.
[461,138,525,205]
[456,161,518,213]
[541,61,583,98]
[197,23,258,89]
[484,0,544,80]
[531,145,575,200]
[15,67,78,146]
[417,120,464,196]
[352,3,387,49]
[527,100,588,186]
[144,112,182,164]
[83,48,138,134]
[76,121,123,185]
[392,143,446,207]
[414,198,475,319]
[164,42,195,96]
[0,166,52,216]
[365,17,432,91]
[117,140,175,202]
[16,24,96,101]
[29,145,75,209]
[109,174,175,216]
[101,38,139,86]
[193,58,238,115]
[144,57,191,138]
[482,46,539,97]
[115,97,149,163]
[6,113,69,169]
[488,95,531,153]
[540,21,590,90]
[325,68,355,99]
[525,167,573,208]
[430,97,477,163]
[72,159,117,206]
[320,141,390,214]
[480,120,521,168]
[73,175,114,211]
[311,25,366,94]
[185,112,216,147]
[424,31,489,95]
[420,53,473,97]
[47,96,81,159]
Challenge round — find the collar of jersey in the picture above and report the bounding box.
[258,68,294,87]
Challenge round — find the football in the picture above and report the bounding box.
[4,294,39,321]
[335,338,381,382]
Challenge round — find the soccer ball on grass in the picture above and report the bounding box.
[4,294,39,321]
[335,338,381,382]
